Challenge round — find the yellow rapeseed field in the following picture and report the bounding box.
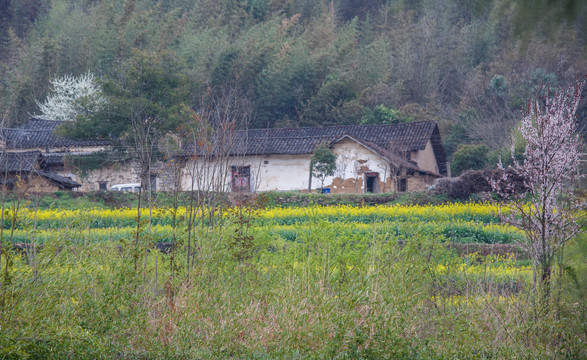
[20,202,505,224]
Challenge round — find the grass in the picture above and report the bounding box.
[1,190,453,211]
[1,229,584,358]
[0,200,585,358]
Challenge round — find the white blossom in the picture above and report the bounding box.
[35,72,107,121]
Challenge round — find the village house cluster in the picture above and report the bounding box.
[0,118,448,194]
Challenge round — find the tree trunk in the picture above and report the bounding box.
[541,263,552,300]
[308,160,313,193]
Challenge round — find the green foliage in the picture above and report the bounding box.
[361,104,411,125]
[247,0,269,20]
[64,151,128,179]
[508,0,587,41]
[305,75,360,126]
[487,128,526,168]
[488,75,508,98]
[0,0,585,168]
[210,48,240,88]
[451,144,489,176]
[443,122,469,158]
[531,67,558,93]
[393,191,450,206]
[311,143,338,188]
[60,49,188,143]
[0,193,585,358]
[255,44,320,128]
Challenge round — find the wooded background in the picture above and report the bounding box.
[0,0,585,169]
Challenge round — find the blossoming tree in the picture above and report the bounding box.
[35,72,106,121]
[492,79,585,297]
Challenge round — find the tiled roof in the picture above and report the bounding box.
[41,151,99,166]
[234,121,439,154]
[38,171,81,188]
[0,151,81,188]
[187,121,447,175]
[1,118,109,149]
[24,118,63,130]
[0,151,42,172]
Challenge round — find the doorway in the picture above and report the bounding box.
[398,178,407,192]
[149,174,157,192]
[364,172,380,193]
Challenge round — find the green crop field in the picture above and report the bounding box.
[0,202,585,359]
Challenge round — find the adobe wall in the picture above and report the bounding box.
[329,176,397,194]
[327,138,394,194]
[28,176,61,192]
[412,140,439,174]
[407,173,437,192]
[13,174,61,193]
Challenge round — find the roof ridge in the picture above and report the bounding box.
[245,120,435,132]
[4,128,57,132]
[29,118,63,122]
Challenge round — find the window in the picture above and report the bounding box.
[98,181,107,190]
[231,166,251,193]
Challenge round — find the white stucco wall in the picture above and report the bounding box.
[181,155,313,192]
[180,138,395,193]
[10,146,107,154]
[251,155,312,191]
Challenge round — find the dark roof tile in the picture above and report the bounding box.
[187,121,447,175]
[0,151,81,188]
[0,151,42,172]
[37,171,81,188]
[1,118,109,149]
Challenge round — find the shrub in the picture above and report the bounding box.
[451,144,489,176]
[432,170,492,200]
[432,169,527,200]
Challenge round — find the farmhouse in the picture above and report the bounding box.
[182,121,447,194]
[0,118,151,191]
[0,118,183,192]
[0,118,113,191]
[0,151,81,192]
[2,118,448,194]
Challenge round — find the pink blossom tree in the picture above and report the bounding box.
[492,79,585,298]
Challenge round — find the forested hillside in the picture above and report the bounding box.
[1,0,585,162]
